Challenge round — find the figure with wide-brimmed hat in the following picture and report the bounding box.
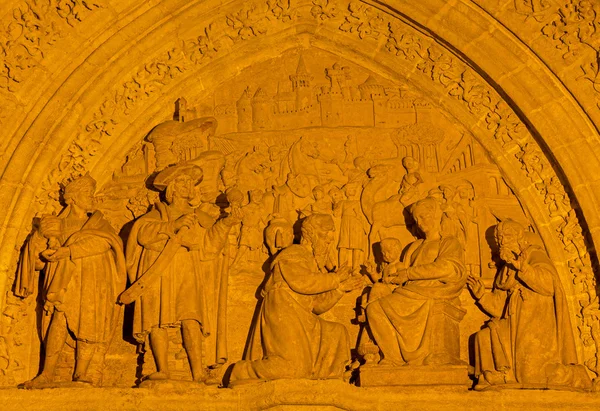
[121,163,240,384]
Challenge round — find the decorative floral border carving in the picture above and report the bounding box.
[511,0,600,109]
[0,0,105,92]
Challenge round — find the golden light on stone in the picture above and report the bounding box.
[1,0,600,409]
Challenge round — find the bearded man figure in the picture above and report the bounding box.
[122,163,239,384]
[229,214,363,385]
[467,219,591,390]
[17,174,126,388]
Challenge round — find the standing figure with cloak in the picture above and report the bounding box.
[17,174,126,388]
[335,183,369,270]
[121,164,239,383]
[365,196,467,366]
[229,214,363,385]
[467,219,592,390]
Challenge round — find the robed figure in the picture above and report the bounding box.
[121,163,238,383]
[16,174,126,388]
[365,196,467,366]
[467,219,592,390]
[229,214,363,384]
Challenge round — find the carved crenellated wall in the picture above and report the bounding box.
[1,0,600,401]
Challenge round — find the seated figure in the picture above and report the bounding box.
[467,219,592,390]
[229,214,363,384]
[365,196,467,366]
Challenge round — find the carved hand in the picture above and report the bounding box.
[41,247,71,261]
[336,263,352,282]
[466,275,485,300]
[39,216,61,239]
[509,256,523,271]
[364,261,381,283]
[339,275,364,292]
[43,301,55,316]
[389,268,408,285]
[223,207,243,226]
[174,213,197,232]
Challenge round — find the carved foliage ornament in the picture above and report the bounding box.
[0,0,104,91]
[513,0,600,109]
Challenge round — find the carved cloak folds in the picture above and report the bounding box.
[230,245,350,382]
[16,209,126,343]
[126,202,231,366]
[366,236,466,365]
[473,245,591,389]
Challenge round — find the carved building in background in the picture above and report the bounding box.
[1,0,600,409]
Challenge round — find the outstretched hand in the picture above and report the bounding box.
[466,275,485,300]
[336,262,352,281]
[339,274,364,292]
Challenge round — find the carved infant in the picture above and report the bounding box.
[365,196,467,367]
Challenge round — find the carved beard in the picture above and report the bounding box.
[499,243,520,263]
[312,238,329,271]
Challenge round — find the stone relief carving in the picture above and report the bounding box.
[6,45,593,391]
[0,0,105,91]
[3,0,597,392]
[508,0,600,109]
[15,174,126,388]
[229,214,363,385]
[121,163,239,385]
[469,219,592,390]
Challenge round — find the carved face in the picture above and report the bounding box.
[171,174,197,200]
[313,187,324,200]
[381,244,401,264]
[329,188,343,204]
[250,190,264,204]
[497,227,521,263]
[412,205,440,238]
[402,157,417,171]
[72,188,95,213]
[458,185,474,200]
[311,227,335,257]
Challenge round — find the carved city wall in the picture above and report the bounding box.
[1,0,600,407]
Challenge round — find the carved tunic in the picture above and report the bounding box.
[336,199,368,251]
[366,236,466,365]
[126,202,230,349]
[230,244,351,382]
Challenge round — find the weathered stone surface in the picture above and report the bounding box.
[0,0,600,408]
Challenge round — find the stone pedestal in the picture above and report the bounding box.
[427,300,467,365]
[358,365,471,388]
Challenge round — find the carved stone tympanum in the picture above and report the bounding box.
[2,1,600,408]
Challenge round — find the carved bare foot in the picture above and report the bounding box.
[21,374,51,389]
[146,371,170,381]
